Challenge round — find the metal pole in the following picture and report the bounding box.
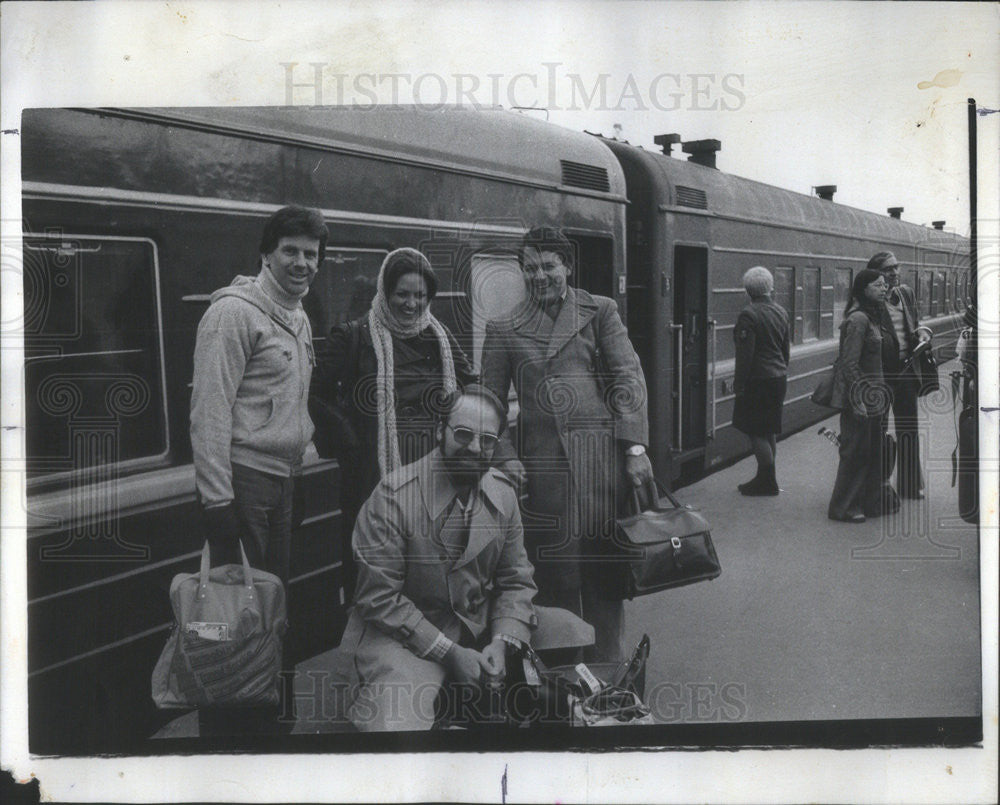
[968,98,977,304]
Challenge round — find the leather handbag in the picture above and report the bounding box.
[916,347,940,397]
[151,541,287,709]
[616,480,720,598]
[811,363,837,408]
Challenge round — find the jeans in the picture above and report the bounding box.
[200,463,295,737]
[207,463,294,588]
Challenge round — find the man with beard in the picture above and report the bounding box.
[341,385,537,731]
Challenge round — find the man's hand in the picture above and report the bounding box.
[625,451,654,488]
[444,644,487,686]
[481,638,507,680]
[917,330,932,344]
[202,503,243,546]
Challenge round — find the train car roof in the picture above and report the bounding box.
[601,137,967,253]
[105,106,627,198]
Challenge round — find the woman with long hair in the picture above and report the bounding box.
[312,248,476,597]
[827,269,896,522]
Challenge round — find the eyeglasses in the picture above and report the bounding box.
[869,280,888,289]
[446,424,499,451]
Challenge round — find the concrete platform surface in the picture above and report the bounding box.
[625,372,980,724]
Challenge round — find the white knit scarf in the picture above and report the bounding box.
[368,263,456,476]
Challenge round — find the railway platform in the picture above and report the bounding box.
[152,363,980,738]
[627,363,980,725]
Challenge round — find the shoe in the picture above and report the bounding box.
[739,468,779,496]
[901,491,925,500]
[829,512,866,523]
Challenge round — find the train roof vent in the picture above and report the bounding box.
[560,160,610,192]
[675,185,708,209]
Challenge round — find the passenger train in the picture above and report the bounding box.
[18,106,970,752]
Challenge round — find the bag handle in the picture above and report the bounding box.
[197,540,256,602]
[626,478,683,515]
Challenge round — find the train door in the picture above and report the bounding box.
[672,245,708,457]
[571,235,615,299]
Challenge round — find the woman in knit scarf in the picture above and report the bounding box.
[312,247,476,598]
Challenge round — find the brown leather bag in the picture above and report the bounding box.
[615,480,721,598]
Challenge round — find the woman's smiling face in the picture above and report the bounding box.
[388,272,429,324]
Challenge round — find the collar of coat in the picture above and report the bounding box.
[385,447,514,520]
[210,275,307,338]
[503,286,601,359]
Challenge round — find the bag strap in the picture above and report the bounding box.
[197,540,256,602]
[626,478,682,515]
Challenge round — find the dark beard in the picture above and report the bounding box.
[439,448,490,488]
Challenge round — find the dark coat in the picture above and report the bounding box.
[830,308,889,417]
[313,318,477,512]
[733,299,790,391]
[480,287,649,597]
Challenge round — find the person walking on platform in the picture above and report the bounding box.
[827,269,896,523]
[732,266,790,495]
[868,251,932,500]
[481,226,653,665]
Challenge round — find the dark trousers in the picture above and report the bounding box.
[828,410,885,519]
[207,463,293,588]
[889,366,924,498]
[535,583,626,667]
[200,463,295,736]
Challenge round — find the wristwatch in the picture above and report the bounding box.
[625,444,646,457]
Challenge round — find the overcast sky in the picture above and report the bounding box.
[3,1,997,235]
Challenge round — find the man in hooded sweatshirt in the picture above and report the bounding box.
[191,205,328,588]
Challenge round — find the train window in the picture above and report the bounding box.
[773,267,795,341]
[469,251,526,371]
[954,273,964,311]
[937,272,947,316]
[306,248,387,336]
[22,235,168,481]
[802,267,820,341]
[920,271,933,317]
[833,268,852,331]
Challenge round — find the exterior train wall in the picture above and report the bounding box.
[21,108,628,753]
[602,134,970,481]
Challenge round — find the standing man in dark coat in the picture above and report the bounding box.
[867,251,932,499]
[481,226,653,664]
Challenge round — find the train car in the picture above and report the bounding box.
[18,107,969,753]
[600,135,970,481]
[19,106,628,753]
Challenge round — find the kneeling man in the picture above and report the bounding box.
[342,385,537,731]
